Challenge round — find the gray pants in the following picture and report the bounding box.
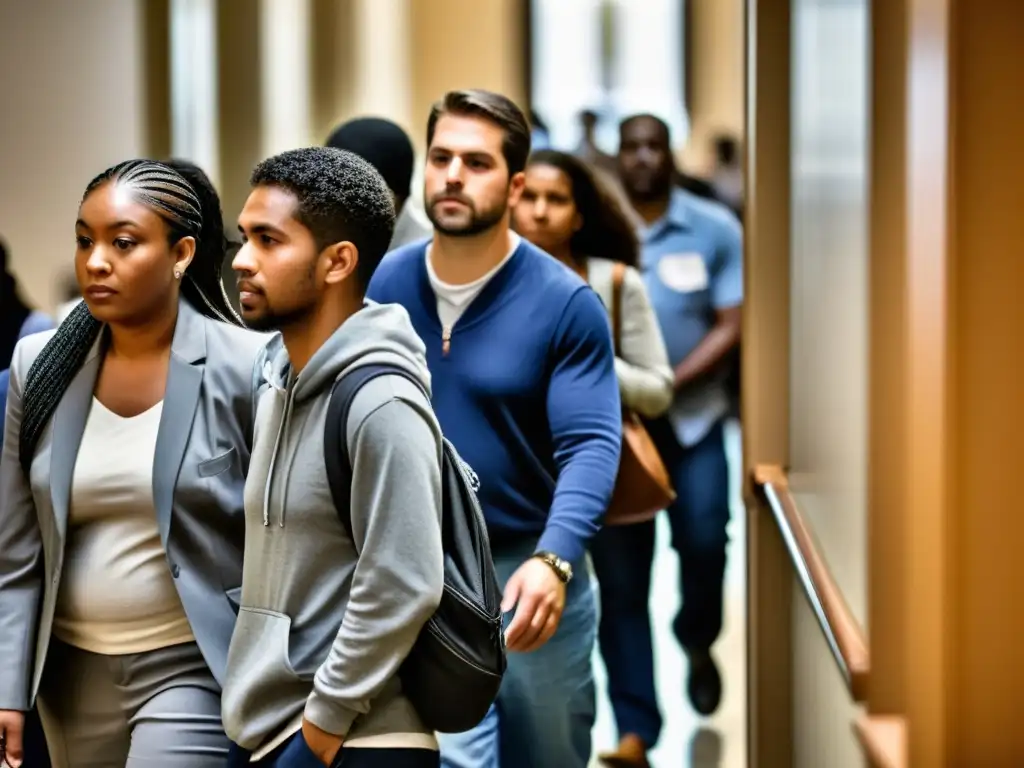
[36,639,229,768]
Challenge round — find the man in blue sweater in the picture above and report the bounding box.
[367,90,622,768]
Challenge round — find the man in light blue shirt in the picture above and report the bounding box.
[591,112,742,764]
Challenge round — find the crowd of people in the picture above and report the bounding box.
[0,89,742,768]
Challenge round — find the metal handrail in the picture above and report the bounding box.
[752,464,870,701]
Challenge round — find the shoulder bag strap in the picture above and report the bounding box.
[610,261,626,355]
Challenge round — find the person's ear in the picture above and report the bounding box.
[323,241,358,286]
[508,171,526,207]
[171,236,196,280]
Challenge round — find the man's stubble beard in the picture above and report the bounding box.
[427,197,508,238]
[244,303,316,333]
[242,265,318,332]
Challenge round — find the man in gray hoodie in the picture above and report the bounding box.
[223,147,445,768]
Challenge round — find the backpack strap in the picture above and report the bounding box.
[324,363,429,541]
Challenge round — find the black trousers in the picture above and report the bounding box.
[23,706,51,768]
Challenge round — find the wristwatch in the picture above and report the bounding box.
[533,551,573,584]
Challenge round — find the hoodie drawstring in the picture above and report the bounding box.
[262,382,293,527]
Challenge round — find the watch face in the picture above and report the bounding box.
[536,552,572,582]
[552,557,572,582]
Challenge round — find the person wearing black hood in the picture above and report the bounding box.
[1,238,54,441]
[325,117,432,249]
[1,239,54,373]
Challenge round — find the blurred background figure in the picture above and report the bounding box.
[326,117,432,249]
[1,235,54,451]
[572,109,635,216]
[530,108,553,150]
[1,238,54,374]
[575,109,618,177]
[710,133,743,219]
[616,111,743,732]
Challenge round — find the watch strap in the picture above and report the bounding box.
[533,551,571,583]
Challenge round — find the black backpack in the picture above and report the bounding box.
[324,363,506,733]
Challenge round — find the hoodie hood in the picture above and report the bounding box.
[264,300,431,402]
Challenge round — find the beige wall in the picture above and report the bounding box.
[409,0,526,155]
[684,0,744,174]
[314,0,525,160]
[949,3,1024,756]
[0,0,149,311]
[305,0,524,229]
[792,597,862,766]
[0,0,527,312]
[867,0,1024,761]
[217,0,264,225]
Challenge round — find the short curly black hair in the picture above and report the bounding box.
[250,146,396,290]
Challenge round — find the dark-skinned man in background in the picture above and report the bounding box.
[596,113,742,767]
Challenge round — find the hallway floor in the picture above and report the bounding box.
[590,420,747,767]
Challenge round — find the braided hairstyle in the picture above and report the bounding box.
[164,158,239,319]
[18,159,240,474]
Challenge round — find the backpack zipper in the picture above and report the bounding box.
[423,620,504,677]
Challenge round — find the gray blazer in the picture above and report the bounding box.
[0,299,270,710]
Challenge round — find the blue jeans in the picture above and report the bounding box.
[228,732,439,767]
[439,539,597,768]
[590,418,730,747]
[228,732,332,768]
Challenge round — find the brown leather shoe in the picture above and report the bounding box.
[598,734,650,767]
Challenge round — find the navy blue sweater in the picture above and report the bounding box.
[367,239,622,564]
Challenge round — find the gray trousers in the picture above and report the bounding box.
[36,639,229,768]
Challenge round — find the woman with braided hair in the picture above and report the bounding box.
[0,159,270,767]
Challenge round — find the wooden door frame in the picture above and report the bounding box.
[743,0,793,764]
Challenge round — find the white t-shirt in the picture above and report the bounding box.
[53,399,194,654]
[425,233,521,330]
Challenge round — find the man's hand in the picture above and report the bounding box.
[671,306,741,390]
[501,557,567,653]
[0,710,25,768]
[301,717,342,767]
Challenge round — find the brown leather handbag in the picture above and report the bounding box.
[604,262,677,526]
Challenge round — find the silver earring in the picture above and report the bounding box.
[174,269,182,280]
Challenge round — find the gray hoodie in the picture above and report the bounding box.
[221,301,445,753]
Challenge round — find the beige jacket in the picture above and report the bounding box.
[585,257,674,419]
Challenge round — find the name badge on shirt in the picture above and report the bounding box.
[657,253,709,293]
